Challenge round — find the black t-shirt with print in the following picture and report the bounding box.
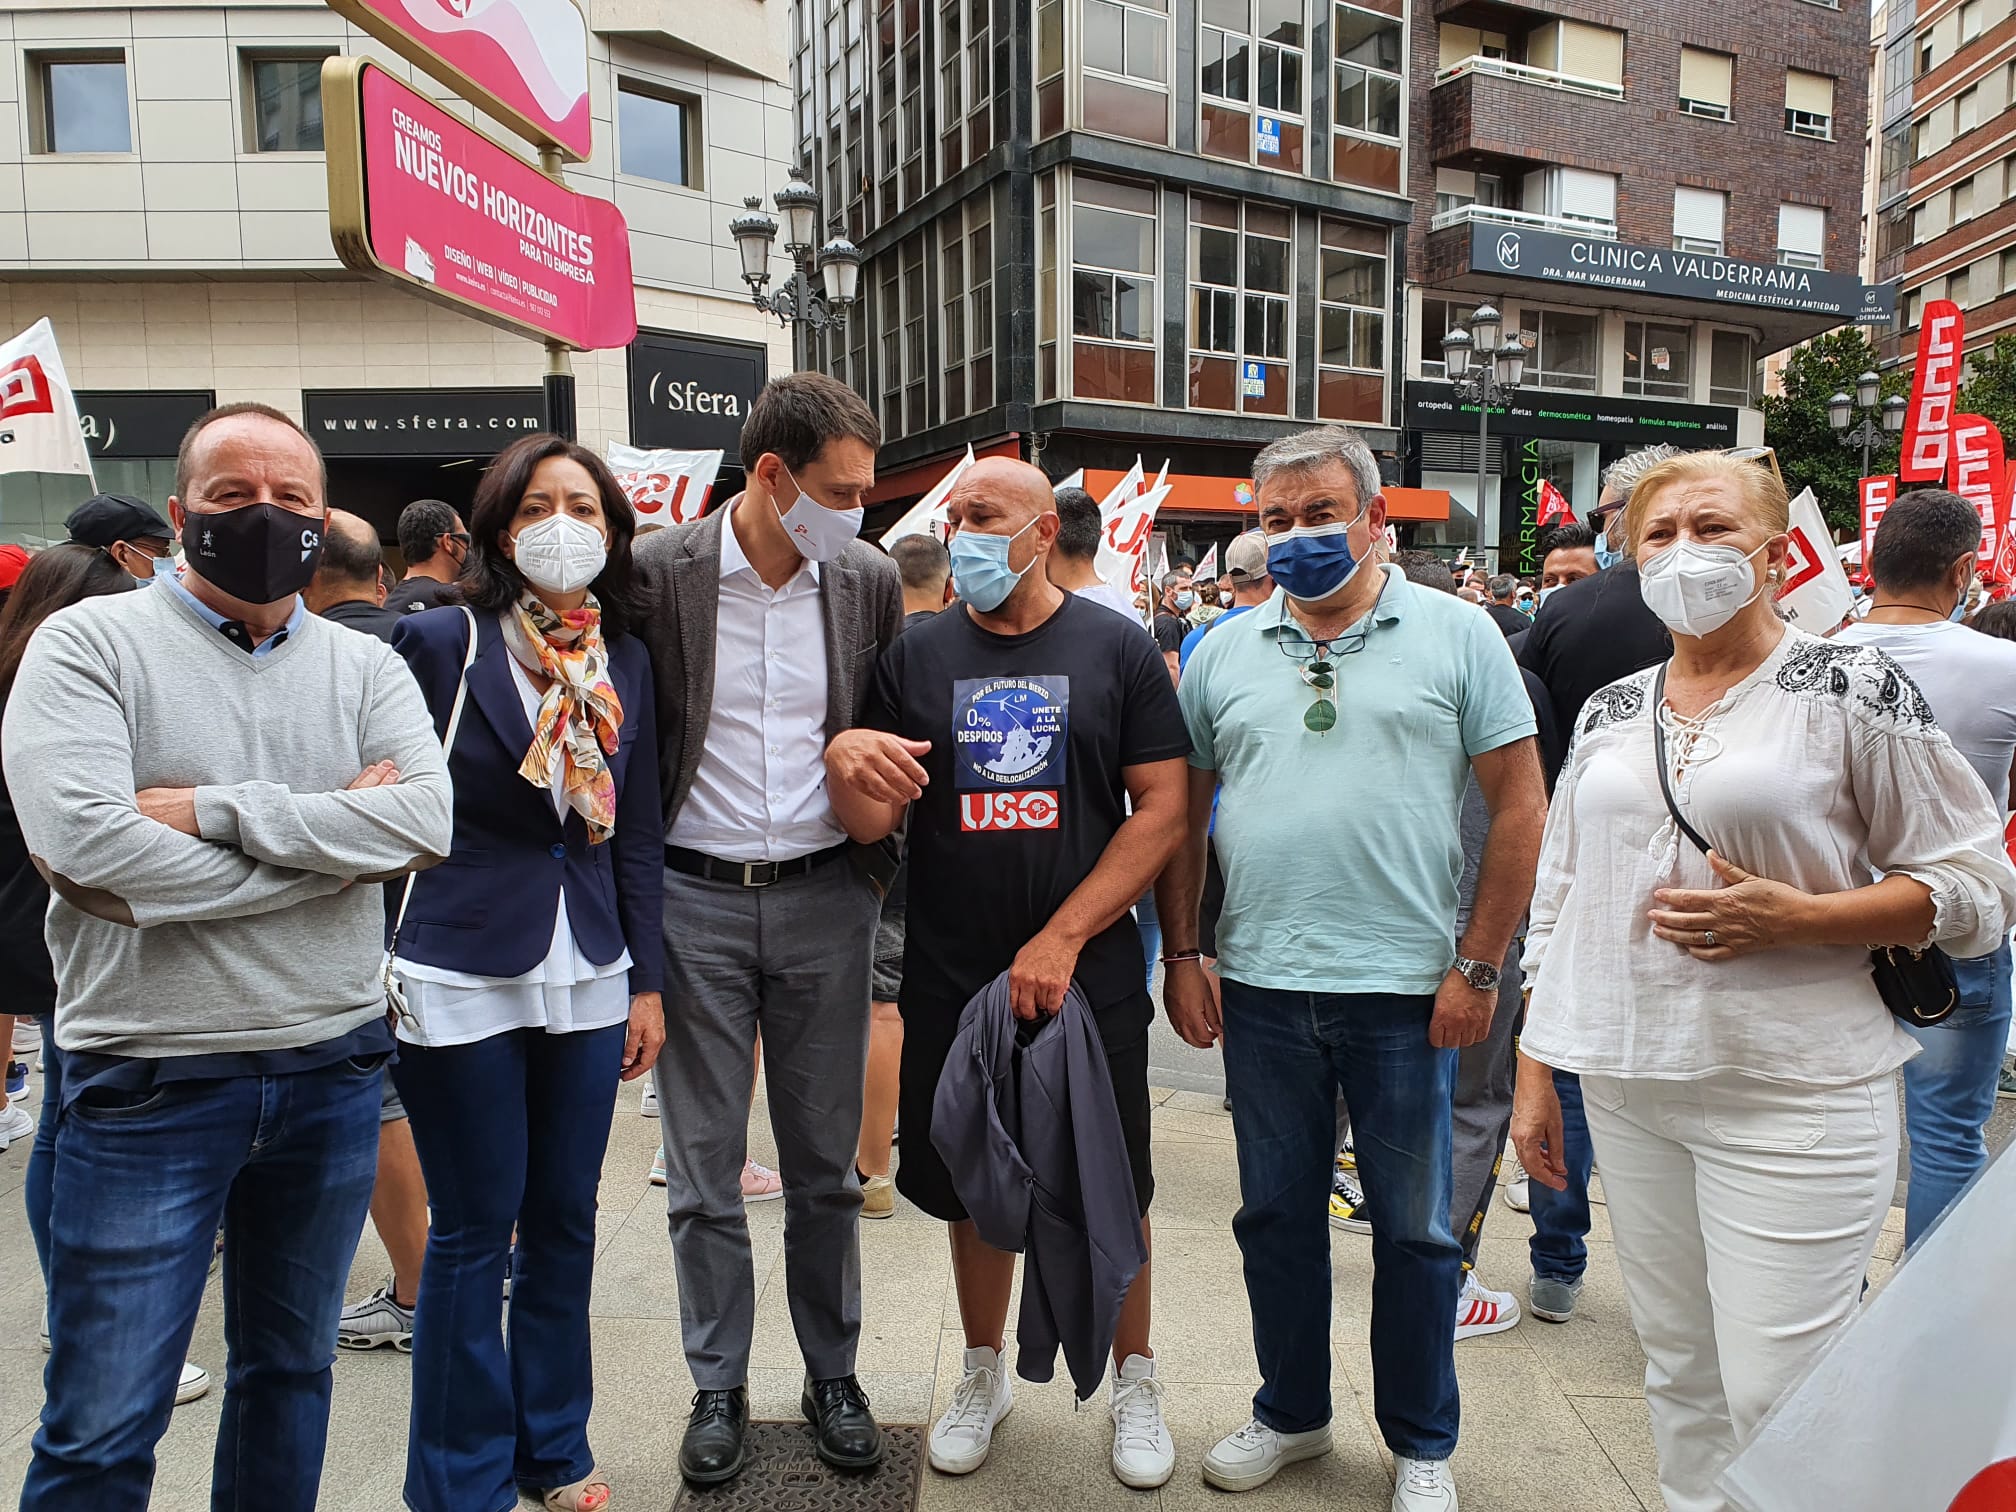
[867,592,1190,1024]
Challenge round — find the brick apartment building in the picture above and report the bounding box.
[1405,0,1891,569]
[1870,0,2016,376]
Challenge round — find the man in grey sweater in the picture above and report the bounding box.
[2,402,452,1512]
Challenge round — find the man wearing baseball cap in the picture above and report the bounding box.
[64,494,176,583]
[1177,532,1271,674]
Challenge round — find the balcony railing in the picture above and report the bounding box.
[1432,54,1625,102]
[1429,202,1620,240]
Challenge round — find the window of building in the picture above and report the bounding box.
[1673,186,1726,254]
[1960,0,1984,42]
[1526,19,1624,87]
[1623,320,1692,400]
[1037,0,1065,137]
[1187,196,1292,415]
[1956,85,1979,134]
[940,196,995,420]
[33,53,130,154]
[1709,331,1757,409]
[1331,1,1401,191]
[1432,167,1502,219]
[1952,175,1974,222]
[873,233,928,435]
[1523,166,1617,230]
[1918,30,1935,75]
[1777,202,1826,268]
[2002,247,2016,295]
[1783,70,1834,139]
[1038,173,1060,398]
[938,0,993,174]
[1913,190,1949,243]
[1082,0,1171,144]
[245,54,329,153]
[1435,23,1507,69]
[1969,254,1998,308]
[1905,288,1923,327]
[1317,219,1386,423]
[1418,297,1475,379]
[1515,307,1600,391]
[1072,175,1160,405]
[617,81,694,186]
[1200,0,1306,170]
[1677,47,1733,120]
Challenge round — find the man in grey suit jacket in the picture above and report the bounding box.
[630,372,902,1487]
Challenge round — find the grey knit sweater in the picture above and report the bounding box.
[1,581,454,1056]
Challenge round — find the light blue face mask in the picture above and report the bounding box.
[950,517,1040,613]
[1593,536,1622,571]
[151,553,177,580]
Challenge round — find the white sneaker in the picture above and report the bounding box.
[1454,1269,1521,1341]
[929,1344,1013,1475]
[1109,1354,1174,1489]
[1392,1455,1457,1511]
[337,1282,415,1352]
[1501,1155,1530,1213]
[649,1146,666,1187]
[639,1081,659,1117]
[0,1103,32,1151]
[175,1361,211,1407]
[1201,1417,1333,1492]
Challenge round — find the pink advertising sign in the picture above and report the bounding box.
[327,61,636,352]
[328,0,592,161]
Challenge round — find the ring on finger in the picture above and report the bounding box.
[1702,929,1717,947]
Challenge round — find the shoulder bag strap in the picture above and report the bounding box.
[388,606,480,946]
[1650,663,1714,857]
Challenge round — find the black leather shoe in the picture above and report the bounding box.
[680,1387,749,1486]
[801,1374,884,1470]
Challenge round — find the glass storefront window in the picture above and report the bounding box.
[1710,330,1757,409]
[1515,308,1599,392]
[1623,320,1691,401]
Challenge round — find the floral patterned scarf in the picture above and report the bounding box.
[501,592,625,844]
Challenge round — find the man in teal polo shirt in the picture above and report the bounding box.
[1156,426,1545,1512]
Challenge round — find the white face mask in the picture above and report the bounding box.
[1537,583,1561,607]
[511,513,607,595]
[1637,538,1769,639]
[777,464,864,563]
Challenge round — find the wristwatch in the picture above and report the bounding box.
[1452,956,1502,991]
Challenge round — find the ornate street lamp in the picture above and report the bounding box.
[728,166,861,336]
[1828,370,1907,476]
[1441,304,1525,564]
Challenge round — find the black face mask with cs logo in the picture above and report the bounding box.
[185,503,325,604]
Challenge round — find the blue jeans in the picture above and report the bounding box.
[1901,940,2013,1246]
[1529,1068,1596,1284]
[1135,889,1161,993]
[1218,980,1462,1459]
[391,1023,625,1512]
[25,1015,59,1280]
[22,1056,382,1512]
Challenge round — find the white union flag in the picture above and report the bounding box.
[0,318,93,479]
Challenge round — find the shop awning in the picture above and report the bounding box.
[1384,487,1452,521]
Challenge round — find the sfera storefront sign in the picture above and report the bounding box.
[628,331,768,456]
[1468,224,1896,326]
[305,387,544,457]
[1405,381,1739,447]
[74,390,213,459]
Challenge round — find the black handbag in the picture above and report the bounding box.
[1650,665,1958,1028]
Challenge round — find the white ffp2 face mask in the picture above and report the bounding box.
[511,513,608,594]
[1637,538,1769,638]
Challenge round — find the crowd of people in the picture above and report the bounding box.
[0,377,2012,1512]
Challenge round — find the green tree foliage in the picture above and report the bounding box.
[1958,334,2016,442]
[1761,329,1909,533]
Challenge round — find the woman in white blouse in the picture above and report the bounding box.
[1511,449,2015,1512]
[389,435,666,1512]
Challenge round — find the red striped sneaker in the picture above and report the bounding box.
[1454,1268,1521,1341]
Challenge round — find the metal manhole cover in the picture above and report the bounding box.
[669,1422,925,1512]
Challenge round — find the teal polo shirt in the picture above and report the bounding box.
[1179,564,1537,995]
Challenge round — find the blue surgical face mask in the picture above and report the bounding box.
[1266,515,1369,604]
[1950,595,1968,623]
[950,517,1040,613]
[1593,536,1622,571]
[1174,590,1195,612]
[150,553,177,580]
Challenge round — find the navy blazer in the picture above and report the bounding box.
[389,606,665,995]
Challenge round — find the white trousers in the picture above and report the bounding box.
[1580,1070,1899,1512]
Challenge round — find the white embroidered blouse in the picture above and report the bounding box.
[1521,626,2016,1087]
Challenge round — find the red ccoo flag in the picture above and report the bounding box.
[1537,480,1574,527]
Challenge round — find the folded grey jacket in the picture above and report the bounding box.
[930,971,1148,1400]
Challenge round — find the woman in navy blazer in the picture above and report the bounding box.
[388,434,664,1512]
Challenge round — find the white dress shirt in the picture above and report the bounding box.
[1522,626,2016,1087]
[666,500,845,861]
[396,633,633,1048]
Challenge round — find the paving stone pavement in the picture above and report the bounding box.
[0,1083,1932,1511]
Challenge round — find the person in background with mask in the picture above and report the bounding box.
[1514,583,1536,617]
[64,492,176,582]
[387,434,664,1512]
[1159,426,1544,1511]
[1152,570,1197,680]
[391,498,470,614]
[1535,523,1599,607]
[3,403,453,1512]
[631,372,901,1487]
[1512,450,2014,1512]
[1482,574,1528,638]
[825,457,1191,1490]
[1836,489,2016,1246]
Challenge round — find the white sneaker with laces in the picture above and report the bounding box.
[929,1345,1014,1475]
[337,1282,416,1352]
[639,1081,659,1117]
[1454,1269,1521,1341]
[175,1361,211,1407]
[1392,1455,1457,1511]
[1502,1155,1530,1213]
[1109,1353,1174,1488]
[1201,1417,1333,1492]
[0,1103,32,1151]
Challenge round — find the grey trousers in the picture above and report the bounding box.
[655,858,880,1387]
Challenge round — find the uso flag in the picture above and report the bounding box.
[605,442,720,527]
[0,319,93,480]
[1721,1144,2016,1511]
